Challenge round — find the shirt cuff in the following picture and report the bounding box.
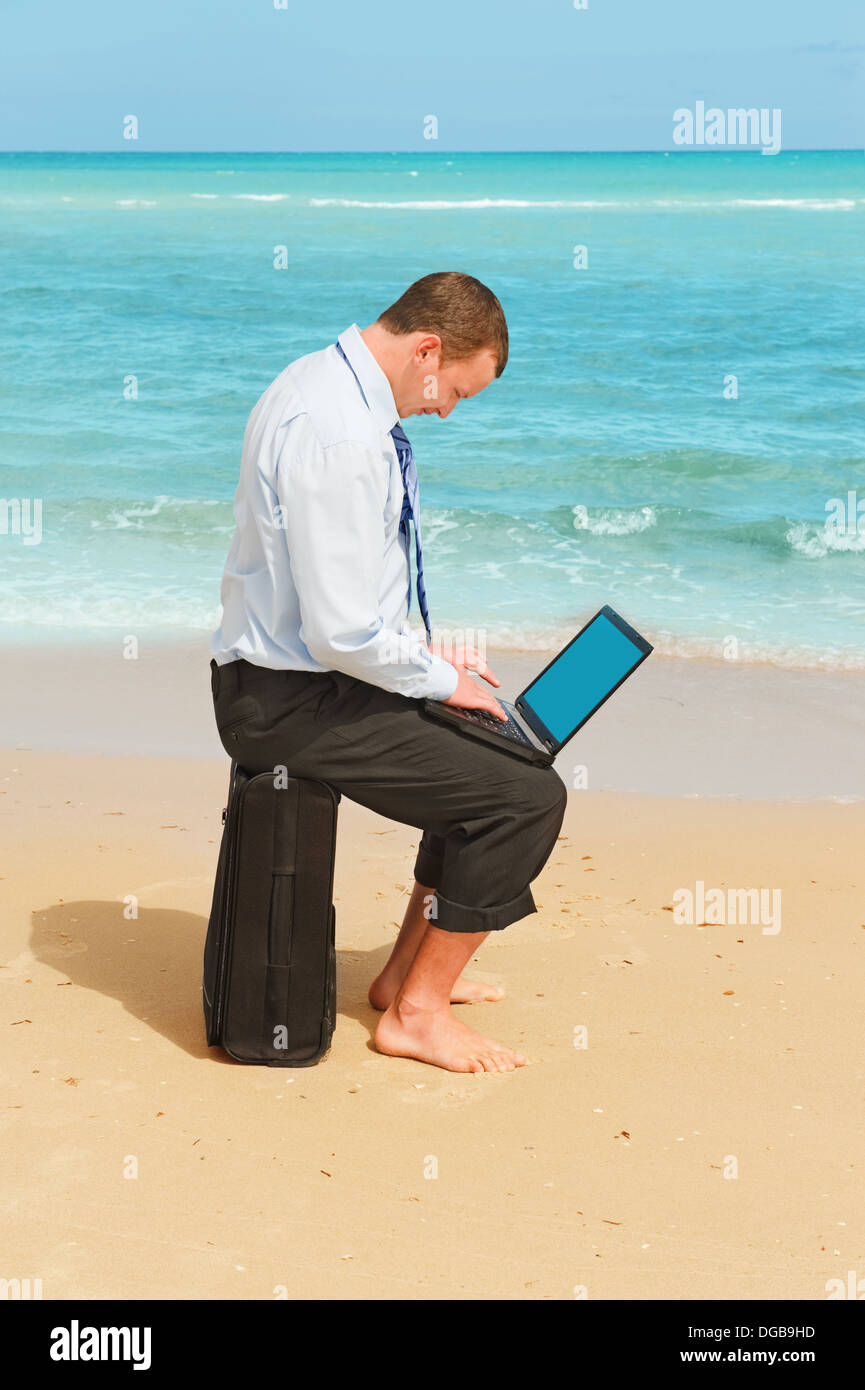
[397,621,459,701]
[422,653,459,701]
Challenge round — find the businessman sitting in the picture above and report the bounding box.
[210,272,568,1073]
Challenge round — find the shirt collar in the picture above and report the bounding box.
[335,323,399,434]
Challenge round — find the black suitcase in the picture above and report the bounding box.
[203,761,340,1066]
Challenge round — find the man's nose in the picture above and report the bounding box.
[437,401,455,419]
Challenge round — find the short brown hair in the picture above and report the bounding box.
[377,272,508,377]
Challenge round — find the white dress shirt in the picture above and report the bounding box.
[210,324,459,701]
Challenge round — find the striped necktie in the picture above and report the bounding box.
[335,341,432,644]
[389,420,432,645]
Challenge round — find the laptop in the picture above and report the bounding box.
[423,605,653,766]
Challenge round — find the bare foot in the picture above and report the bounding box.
[368,971,504,1011]
[374,996,527,1073]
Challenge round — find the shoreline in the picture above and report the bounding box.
[1,634,863,800]
[1,620,863,674]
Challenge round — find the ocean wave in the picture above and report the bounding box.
[32,495,865,565]
[729,197,857,210]
[308,197,626,209]
[786,520,865,558]
[18,193,860,213]
[0,593,223,632]
[87,496,229,531]
[306,196,863,212]
[1,583,862,672]
[572,505,657,536]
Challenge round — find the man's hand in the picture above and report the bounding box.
[429,640,508,721]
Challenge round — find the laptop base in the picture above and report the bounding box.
[422,699,555,766]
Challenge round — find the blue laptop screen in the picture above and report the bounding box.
[521,612,646,744]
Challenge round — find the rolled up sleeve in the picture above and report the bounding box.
[275,418,458,701]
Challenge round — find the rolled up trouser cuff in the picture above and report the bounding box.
[413,841,445,889]
[428,884,538,934]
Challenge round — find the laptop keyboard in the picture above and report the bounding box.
[448,703,535,748]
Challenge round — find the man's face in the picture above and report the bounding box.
[396,334,498,419]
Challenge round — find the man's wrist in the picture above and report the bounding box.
[425,654,459,701]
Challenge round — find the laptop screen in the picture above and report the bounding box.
[520,608,650,745]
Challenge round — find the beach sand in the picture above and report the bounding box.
[2,639,864,1299]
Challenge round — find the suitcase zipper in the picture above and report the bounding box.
[323,902,337,1034]
[213,767,246,1039]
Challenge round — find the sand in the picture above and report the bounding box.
[2,699,864,1297]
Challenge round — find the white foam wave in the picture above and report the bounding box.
[25,194,865,215]
[89,496,228,531]
[0,594,223,632]
[307,196,862,212]
[729,197,857,210]
[572,505,658,536]
[786,521,865,558]
[309,197,630,209]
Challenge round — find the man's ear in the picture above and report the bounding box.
[414,333,443,365]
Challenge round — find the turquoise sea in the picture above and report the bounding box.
[1,151,863,667]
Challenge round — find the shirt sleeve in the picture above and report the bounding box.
[275,417,459,701]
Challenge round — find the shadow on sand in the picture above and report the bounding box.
[30,901,392,1063]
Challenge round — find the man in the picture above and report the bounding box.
[210,271,568,1074]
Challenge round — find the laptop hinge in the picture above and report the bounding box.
[515,698,558,753]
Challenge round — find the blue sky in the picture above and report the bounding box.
[1,0,862,151]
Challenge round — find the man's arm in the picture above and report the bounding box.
[275,415,459,701]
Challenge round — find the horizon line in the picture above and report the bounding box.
[0,146,857,156]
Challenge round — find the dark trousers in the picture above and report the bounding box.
[210,659,568,934]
